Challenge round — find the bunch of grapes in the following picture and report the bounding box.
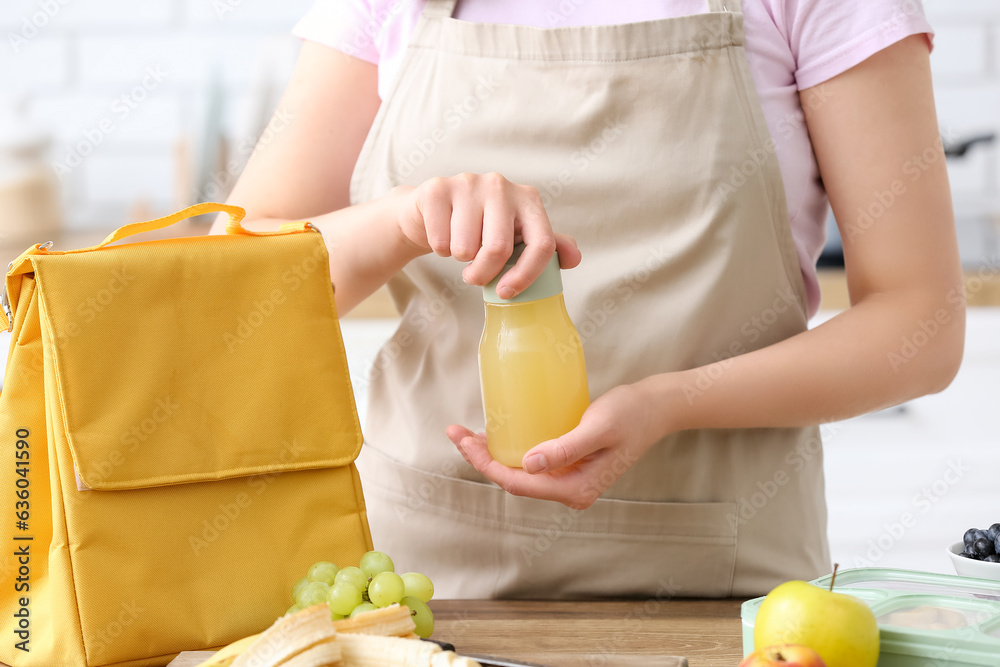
[959,523,1000,562]
[287,550,436,637]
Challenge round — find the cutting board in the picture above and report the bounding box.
[166,651,688,667]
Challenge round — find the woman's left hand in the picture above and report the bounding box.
[447,382,668,510]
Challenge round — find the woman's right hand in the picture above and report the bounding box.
[391,172,582,299]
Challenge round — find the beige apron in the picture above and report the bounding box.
[349,0,831,599]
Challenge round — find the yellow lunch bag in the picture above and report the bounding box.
[0,203,373,667]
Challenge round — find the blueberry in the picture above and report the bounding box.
[959,552,976,559]
[989,523,1000,542]
[975,538,995,557]
[965,528,980,546]
[975,529,990,543]
[964,542,979,556]
[995,534,1000,555]
[984,554,1000,563]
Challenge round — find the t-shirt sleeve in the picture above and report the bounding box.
[292,0,380,64]
[781,0,935,90]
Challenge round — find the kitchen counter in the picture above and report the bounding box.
[167,599,746,667]
[429,599,744,666]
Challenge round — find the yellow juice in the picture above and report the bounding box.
[479,293,590,468]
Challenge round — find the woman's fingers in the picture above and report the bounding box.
[449,181,483,262]
[554,233,582,270]
[406,172,578,291]
[494,185,557,298]
[414,177,455,256]
[454,433,609,509]
[462,191,516,286]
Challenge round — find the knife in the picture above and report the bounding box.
[463,655,552,667]
[421,639,552,667]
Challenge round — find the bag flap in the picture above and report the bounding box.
[30,231,363,490]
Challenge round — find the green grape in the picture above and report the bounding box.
[307,561,339,585]
[291,576,309,602]
[359,550,395,578]
[330,610,346,621]
[286,603,302,617]
[296,581,331,608]
[349,602,379,618]
[327,581,364,616]
[400,572,434,603]
[368,572,406,607]
[336,566,369,592]
[401,596,434,638]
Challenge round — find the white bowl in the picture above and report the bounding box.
[947,541,1000,581]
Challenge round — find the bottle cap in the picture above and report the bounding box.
[483,242,563,304]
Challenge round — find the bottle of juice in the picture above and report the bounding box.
[479,243,590,468]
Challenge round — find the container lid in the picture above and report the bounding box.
[483,242,563,304]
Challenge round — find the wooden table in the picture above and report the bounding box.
[169,599,746,667]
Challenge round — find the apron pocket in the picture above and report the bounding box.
[357,447,737,599]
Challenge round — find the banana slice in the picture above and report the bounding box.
[430,653,482,667]
[231,604,338,667]
[333,604,416,637]
[337,632,440,666]
[278,639,342,667]
[198,634,262,667]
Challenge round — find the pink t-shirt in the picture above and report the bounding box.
[293,0,934,317]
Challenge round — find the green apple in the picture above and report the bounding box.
[755,572,879,667]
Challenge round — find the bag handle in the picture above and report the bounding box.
[1,202,316,331]
[93,202,313,249]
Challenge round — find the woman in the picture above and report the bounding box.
[214,0,964,598]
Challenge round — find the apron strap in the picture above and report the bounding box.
[706,0,741,12]
[422,0,458,19]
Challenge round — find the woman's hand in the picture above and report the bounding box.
[447,381,670,510]
[392,172,581,299]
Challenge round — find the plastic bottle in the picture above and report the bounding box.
[479,243,590,468]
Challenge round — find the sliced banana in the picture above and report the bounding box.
[333,604,416,637]
[231,604,338,667]
[278,639,342,667]
[337,632,441,666]
[198,603,480,667]
[198,634,262,667]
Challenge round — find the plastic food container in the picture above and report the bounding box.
[741,568,1000,666]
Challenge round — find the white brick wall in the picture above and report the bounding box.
[1,0,312,231]
[0,1,997,234]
